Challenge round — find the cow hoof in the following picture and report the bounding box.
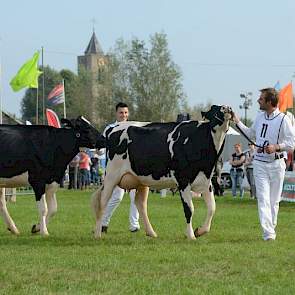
[94,233,102,240]
[31,224,40,234]
[40,231,49,237]
[7,227,20,235]
[194,227,201,238]
[146,232,157,238]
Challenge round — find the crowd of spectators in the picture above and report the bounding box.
[67,148,105,190]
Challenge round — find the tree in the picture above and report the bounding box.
[104,33,186,122]
[144,32,185,122]
[181,101,212,121]
[69,67,92,120]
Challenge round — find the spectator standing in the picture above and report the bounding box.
[90,155,99,185]
[212,157,224,196]
[68,154,80,189]
[229,143,245,198]
[79,150,91,190]
[244,143,256,199]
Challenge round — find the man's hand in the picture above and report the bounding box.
[265,144,279,154]
[231,111,240,124]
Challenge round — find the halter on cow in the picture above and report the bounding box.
[92,105,233,240]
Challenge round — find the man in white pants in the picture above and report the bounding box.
[101,102,140,233]
[233,88,295,241]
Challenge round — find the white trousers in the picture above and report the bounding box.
[253,159,286,240]
[102,186,140,231]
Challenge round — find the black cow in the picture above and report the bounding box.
[0,116,104,236]
[92,105,232,240]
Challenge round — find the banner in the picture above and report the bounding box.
[278,82,293,113]
[281,171,295,202]
[46,108,61,128]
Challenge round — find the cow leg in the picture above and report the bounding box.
[45,183,58,225]
[92,180,117,239]
[36,194,49,236]
[0,188,20,235]
[135,186,157,238]
[31,181,49,236]
[195,184,216,237]
[31,182,59,234]
[179,186,196,240]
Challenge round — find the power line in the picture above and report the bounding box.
[182,61,295,68]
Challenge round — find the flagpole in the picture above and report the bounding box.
[35,51,40,125]
[0,53,2,124]
[42,46,45,124]
[0,38,2,124]
[36,87,39,124]
[62,79,66,118]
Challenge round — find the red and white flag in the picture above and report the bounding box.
[46,108,61,128]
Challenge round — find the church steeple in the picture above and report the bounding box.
[78,30,107,126]
[84,32,104,55]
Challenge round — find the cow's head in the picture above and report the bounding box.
[61,116,104,148]
[201,105,233,128]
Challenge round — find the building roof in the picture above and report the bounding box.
[1,110,23,125]
[84,32,104,55]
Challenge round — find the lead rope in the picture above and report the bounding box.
[235,124,264,149]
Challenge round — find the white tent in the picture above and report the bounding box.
[227,126,240,135]
[221,126,249,161]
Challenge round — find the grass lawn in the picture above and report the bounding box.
[0,189,295,295]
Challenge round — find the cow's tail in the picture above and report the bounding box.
[91,186,102,219]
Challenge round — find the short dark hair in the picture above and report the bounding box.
[259,88,279,107]
[176,113,191,122]
[115,102,128,111]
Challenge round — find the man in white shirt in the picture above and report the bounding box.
[101,102,140,233]
[233,87,295,241]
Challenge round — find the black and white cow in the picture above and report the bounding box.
[92,105,233,240]
[0,116,104,236]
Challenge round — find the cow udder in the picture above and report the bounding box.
[118,173,143,190]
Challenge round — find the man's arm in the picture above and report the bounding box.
[232,111,256,139]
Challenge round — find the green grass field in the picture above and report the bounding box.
[1,189,295,295]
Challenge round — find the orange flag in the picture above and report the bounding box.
[278,82,293,112]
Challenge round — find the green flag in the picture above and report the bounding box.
[10,51,42,92]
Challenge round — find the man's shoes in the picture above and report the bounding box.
[130,228,140,233]
[102,226,108,233]
[265,238,275,241]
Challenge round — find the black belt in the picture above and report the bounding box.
[275,153,284,160]
[231,168,243,172]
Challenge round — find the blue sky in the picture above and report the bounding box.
[1,0,295,120]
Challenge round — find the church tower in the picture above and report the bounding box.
[78,32,106,124]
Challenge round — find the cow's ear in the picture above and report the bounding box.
[201,111,206,118]
[61,118,74,128]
